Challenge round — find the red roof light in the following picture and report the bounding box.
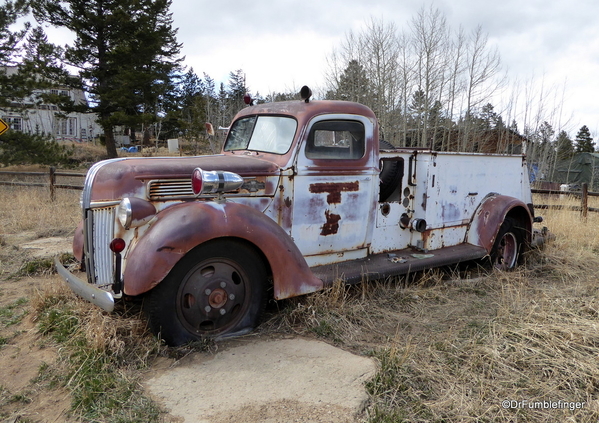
[191,168,204,195]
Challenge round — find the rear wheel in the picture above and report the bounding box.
[146,239,267,346]
[491,217,522,271]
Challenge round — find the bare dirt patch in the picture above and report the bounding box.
[20,236,73,259]
[0,232,76,423]
[0,275,75,423]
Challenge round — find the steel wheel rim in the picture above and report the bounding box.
[495,232,518,270]
[176,258,251,335]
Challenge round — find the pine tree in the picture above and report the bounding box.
[227,69,248,115]
[408,88,426,147]
[0,0,31,108]
[178,68,207,140]
[334,60,371,104]
[0,0,29,66]
[32,0,183,158]
[556,130,574,160]
[575,125,595,153]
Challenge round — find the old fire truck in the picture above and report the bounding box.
[56,87,547,345]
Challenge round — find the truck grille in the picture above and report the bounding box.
[147,179,194,200]
[89,207,115,287]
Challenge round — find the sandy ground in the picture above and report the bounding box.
[20,236,73,259]
[145,337,375,423]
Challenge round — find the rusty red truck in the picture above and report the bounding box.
[56,87,547,345]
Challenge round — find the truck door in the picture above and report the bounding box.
[291,115,378,259]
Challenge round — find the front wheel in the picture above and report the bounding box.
[491,217,523,271]
[145,239,267,346]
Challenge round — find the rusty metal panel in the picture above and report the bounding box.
[122,201,322,300]
[311,243,488,286]
[290,174,376,257]
[424,153,532,229]
[290,113,379,259]
[371,149,534,254]
[84,155,280,205]
[466,194,532,252]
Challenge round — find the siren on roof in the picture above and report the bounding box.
[300,86,312,103]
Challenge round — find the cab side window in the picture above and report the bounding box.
[305,120,365,160]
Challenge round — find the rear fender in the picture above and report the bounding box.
[123,201,322,299]
[466,194,533,252]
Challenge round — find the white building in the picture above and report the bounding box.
[0,66,102,142]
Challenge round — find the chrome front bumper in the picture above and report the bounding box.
[54,257,115,312]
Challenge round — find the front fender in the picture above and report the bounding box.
[123,201,323,299]
[466,194,533,252]
[73,219,84,262]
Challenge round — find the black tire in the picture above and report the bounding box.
[490,217,523,271]
[146,239,267,346]
[379,140,402,202]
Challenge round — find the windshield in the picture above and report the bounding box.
[224,116,297,154]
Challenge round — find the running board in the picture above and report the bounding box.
[310,244,488,286]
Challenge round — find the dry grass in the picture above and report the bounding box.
[28,278,165,422]
[262,198,599,422]
[0,185,80,238]
[30,280,160,362]
[2,177,599,421]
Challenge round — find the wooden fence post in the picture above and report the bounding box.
[581,183,588,219]
[49,166,56,202]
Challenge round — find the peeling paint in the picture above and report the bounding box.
[321,211,341,236]
[309,182,359,204]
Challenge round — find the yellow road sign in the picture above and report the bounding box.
[0,118,8,136]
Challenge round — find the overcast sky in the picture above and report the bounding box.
[165,0,599,138]
[41,0,599,139]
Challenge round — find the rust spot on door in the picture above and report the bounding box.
[321,210,341,236]
[309,181,359,204]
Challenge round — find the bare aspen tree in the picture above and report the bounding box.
[409,5,450,148]
[324,18,402,144]
[510,73,574,182]
[396,30,417,147]
[324,10,512,154]
[324,30,361,96]
[442,27,466,151]
[360,18,401,142]
[461,25,502,151]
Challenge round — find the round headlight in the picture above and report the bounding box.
[117,198,132,229]
[117,197,157,229]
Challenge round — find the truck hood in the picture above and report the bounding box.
[85,154,281,204]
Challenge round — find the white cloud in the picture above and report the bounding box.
[33,0,599,137]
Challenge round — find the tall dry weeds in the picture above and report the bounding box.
[262,197,599,422]
[0,185,80,238]
[4,169,599,421]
